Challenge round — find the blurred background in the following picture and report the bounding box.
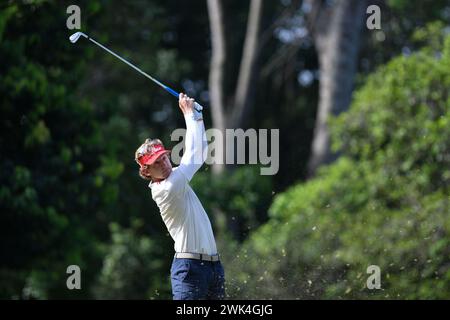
[0,0,449,299]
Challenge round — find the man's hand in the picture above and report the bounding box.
[178,93,195,115]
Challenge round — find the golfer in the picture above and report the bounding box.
[135,93,225,300]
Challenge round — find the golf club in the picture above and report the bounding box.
[69,31,203,111]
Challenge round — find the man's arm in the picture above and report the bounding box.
[178,93,208,182]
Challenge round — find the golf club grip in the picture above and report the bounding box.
[163,86,204,111]
[164,86,180,98]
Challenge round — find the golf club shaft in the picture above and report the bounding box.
[87,37,179,98]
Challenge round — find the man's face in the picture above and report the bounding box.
[141,154,172,181]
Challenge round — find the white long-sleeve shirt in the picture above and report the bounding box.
[149,112,218,255]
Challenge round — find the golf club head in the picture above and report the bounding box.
[69,32,88,44]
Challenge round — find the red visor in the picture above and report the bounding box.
[137,144,170,166]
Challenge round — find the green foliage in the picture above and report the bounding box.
[0,0,187,299]
[93,220,171,299]
[332,35,450,194]
[0,1,121,298]
[411,21,449,52]
[226,34,450,299]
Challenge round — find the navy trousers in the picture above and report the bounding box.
[170,258,225,300]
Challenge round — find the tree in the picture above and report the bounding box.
[0,1,119,298]
[207,0,265,174]
[0,0,176,299]
[224,32,450,299]
[306,0,367,176]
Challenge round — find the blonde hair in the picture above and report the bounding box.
[135,138,164,181]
